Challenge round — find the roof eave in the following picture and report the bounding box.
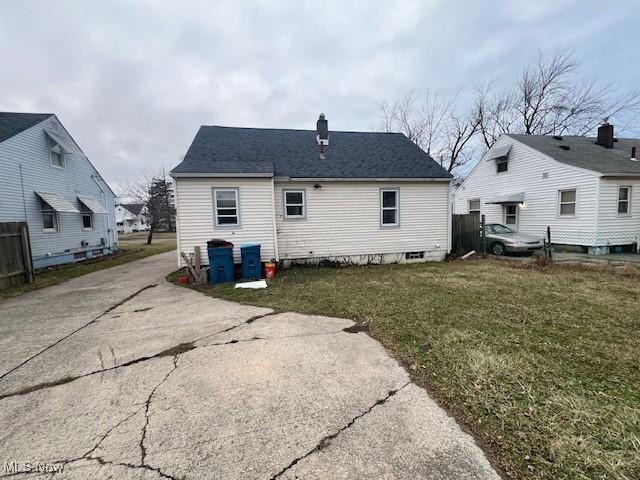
[276,176,452,182]
[170,171,274,178]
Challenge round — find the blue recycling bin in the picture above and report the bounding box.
[208,246,235,285]
[240,243,261,280]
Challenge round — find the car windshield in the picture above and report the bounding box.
[488,224,514,234]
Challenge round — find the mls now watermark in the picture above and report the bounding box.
[4,461,64,474]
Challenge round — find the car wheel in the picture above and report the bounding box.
[491,242,506,256]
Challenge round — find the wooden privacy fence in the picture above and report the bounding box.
[0,222,34,290]
[452,214,481,255]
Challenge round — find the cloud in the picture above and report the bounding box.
[1,0,638,189]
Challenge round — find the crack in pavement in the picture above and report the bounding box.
[0,284,158,383]
[268,382,411,480]
[190,311,279,344]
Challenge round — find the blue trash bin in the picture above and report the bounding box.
[208,246,235,285]
[240,243,261,279]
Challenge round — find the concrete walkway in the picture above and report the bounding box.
[0,252,500,479]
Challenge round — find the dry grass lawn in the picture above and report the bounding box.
[199,258,640,480]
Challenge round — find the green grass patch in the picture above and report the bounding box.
[1,240,175,300]
[199,259,640,480]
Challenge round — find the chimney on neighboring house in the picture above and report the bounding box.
[631,146,637,161]
[596,120,614,148]
[316,113,329,159]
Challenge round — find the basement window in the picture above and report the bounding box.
[405,251,425,260]
[213,188,240,226]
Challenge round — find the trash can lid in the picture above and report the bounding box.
[240,242,260,248]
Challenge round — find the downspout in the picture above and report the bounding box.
[91,174,112,250]
[270,177,280,261]
[173,177,182,266]
[593,175,601,248]
[19,162,28,221]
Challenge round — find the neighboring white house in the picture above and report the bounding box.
[170,114,452,266]
[115,202,149,233]
[453,123,640,254]
[0,112,117,268]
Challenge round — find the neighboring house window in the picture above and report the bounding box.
[283,190,306,219]
[468,199,480,215]
[496,158,508,173]
[380,189,399,226]
[504,204,517,226]
[48,137,65,168]
[81,208,93,230]
[618,186,631,215]
[213,188,239,226]
[559,189,576,216]
[41,200,58,232]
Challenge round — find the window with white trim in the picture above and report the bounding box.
[81,207,93,230]
[618,186,631,215]
[559,189,576,216]
[41,200,58,232]
[48,137,65,168]
[504,204,518,226]
[213,188,239,226]
[468,199,480,215]
[284,190,305,218]
[381,189,399,226]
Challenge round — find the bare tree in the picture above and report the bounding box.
[378,90,479,173]
[122,169,175,244]
[475,51,640,148]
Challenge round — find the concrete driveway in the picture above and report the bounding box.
[0,252,500,480]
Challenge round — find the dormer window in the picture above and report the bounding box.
[48,137,65,168]
[485,143,511,174]
[496,158,508,173]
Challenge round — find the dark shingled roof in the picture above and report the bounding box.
[121,203,145,216]
[508,134,640,176]
[171,126,452,179]
[0,112,53,144]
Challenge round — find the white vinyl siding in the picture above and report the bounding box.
[174,177,276,265]
[453,135,600,246]
[275,181,449,261]
[0,115,116,262]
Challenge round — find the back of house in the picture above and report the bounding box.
[454,123,640,253]
[171,114,452,266]
[0,112,117,268]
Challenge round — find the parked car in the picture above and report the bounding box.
[484,224,544,256]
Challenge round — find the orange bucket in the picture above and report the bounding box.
[265,262,276,279]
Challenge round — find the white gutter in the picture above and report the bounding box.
[270,177,280,261]
[91,174,113,249]
[276,177,452,182]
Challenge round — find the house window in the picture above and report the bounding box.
[213,188,239,226]
[559,189,576,216]
[82,210,93,230]
[41,200,58,232]
[48,137,65,168]
[380,189,399,226]
[468,199,481,215]
[283,190,305,219]
[496,158,508,173]
[618,186,631,215]
[504,204,518,226]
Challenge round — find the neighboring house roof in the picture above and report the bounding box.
[0,112,53,144]
[120,203,145,216]
[172,126,452,179]
[508,134,640,176]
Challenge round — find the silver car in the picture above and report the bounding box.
[484,224,544,256]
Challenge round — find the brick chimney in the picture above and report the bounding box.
[596,121,614,149]
[316,113,329,159]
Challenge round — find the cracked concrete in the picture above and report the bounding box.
[0,251,500,479]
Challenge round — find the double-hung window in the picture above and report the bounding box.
[468,199,481,216]
[559,189,576,216]
[213,188,239,226]
[48,137,65,168]
[284,190,305,219]
[618,186,631,215]
[381,189,399,227]
[41,200,58,232]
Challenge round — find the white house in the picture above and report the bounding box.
[170,114,452,266]
[453,123,640,254]
[0,112,117,268]
[115,202,149,233]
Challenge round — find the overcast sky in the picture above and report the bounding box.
[1,0,639,189]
